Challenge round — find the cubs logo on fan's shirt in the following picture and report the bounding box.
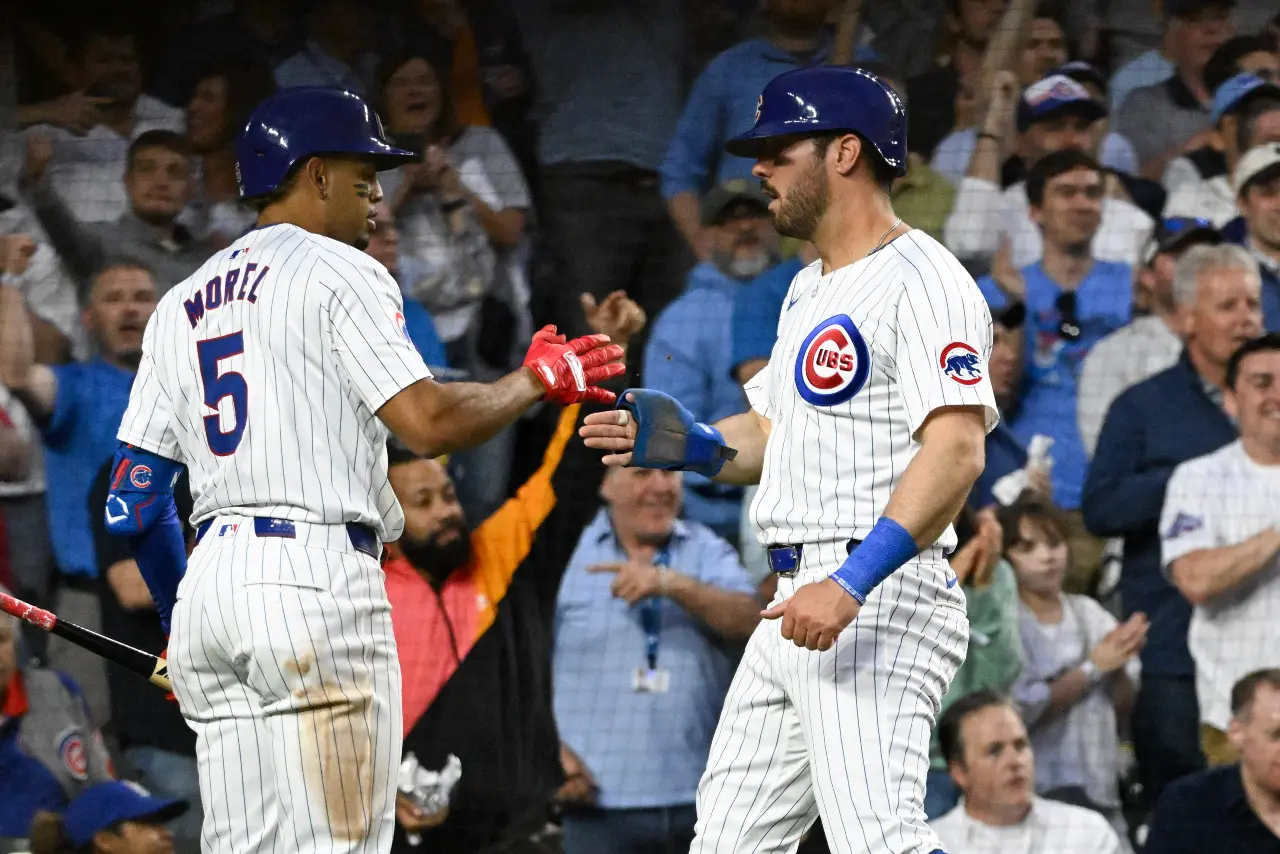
[743,230,999,549]
[56,728,88,781]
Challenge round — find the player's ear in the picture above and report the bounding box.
[831,133,862,177]
[305,157,329,201]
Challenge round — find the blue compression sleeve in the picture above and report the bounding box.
[104,444,187,634]
[829,517,920,604]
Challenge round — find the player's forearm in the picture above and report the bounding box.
[394,369,545,457]
[882,410,986,548]
[711,410,771,485]
[665,571,760,640]
[1170,529,1280,605]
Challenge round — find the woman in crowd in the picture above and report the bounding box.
[374,50,534,520]
[183,59,277,247]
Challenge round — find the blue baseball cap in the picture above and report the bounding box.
[1144,217,1222,264]
[63,782,188,847]
[1016,75,1107,132]
[1211,73,1280,124]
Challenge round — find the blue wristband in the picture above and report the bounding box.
[829,517,919,604]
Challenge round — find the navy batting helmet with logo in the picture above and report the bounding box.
[234,87,418,199]
[725,66,908,177]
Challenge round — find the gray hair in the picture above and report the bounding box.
[1172,243,1261,307]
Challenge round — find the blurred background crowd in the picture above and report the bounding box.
[0,0,1279,852]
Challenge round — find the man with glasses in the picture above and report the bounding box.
[1077,218,1223,458]
[975,149,1132,591]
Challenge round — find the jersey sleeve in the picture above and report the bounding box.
[743,362,776,419]
[325,255,434,413]
[892,258,1000,437]
[1159,459,1217,570]
[117,313,181,460]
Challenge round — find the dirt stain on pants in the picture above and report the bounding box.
[286,654,377,842]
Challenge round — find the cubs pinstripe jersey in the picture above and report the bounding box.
[745,230,999,550]
[117,222,434,541]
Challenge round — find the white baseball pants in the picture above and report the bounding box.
[168,516,401,854]
[691,540,968,854]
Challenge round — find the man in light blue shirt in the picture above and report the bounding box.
[553,465,760,854]
[644,180,789,542]
[1108,0,1235,111]
[660,0,875,252]
[977,150,1132,588]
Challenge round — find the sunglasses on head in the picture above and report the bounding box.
[1056,291,1081,342]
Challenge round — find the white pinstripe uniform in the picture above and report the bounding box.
[691,230,1000,854]
[117,222,434,854]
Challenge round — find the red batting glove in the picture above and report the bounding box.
[523,325,625,405]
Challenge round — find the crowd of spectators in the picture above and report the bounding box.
[0,0,1279,852]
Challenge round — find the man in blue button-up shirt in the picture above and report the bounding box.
[553,465,760,854]
[661,0,877,253]
[644,181,794,542]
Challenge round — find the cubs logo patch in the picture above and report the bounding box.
[394,311,410,343]
[940,341,984,386]
[57,728,88,781]
[793,314,870,406]
[129,464,153,489]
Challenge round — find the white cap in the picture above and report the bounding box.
[1234,142,1280,196]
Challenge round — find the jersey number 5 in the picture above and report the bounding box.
[197,332,248,456]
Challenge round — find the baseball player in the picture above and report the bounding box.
[100,88,624,854]
[581,66,999,854]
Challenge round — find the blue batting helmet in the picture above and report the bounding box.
[235,87,418,199]
[725,66,908,177]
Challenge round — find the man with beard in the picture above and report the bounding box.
[382,293,644,853]
[643,180,801,544]
[661,0,856,257]
[581,65,999,854]
[0,260,158,730]
[22,131,222,299]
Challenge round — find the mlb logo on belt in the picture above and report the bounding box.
[940,341,984,386]
[794,314,870,406]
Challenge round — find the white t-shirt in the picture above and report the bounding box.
[930,796,1123,854]
[1160,440,1280,729]
[744,230,999,549]
[117,223,433,541]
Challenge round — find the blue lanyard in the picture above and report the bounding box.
[638,545,672,671]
